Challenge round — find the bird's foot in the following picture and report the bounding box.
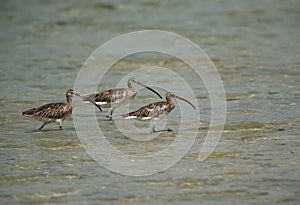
[166,128,173,132]
[105,115,113,120]
[151,128,173,133]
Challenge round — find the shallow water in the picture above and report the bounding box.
[1,0,300,204]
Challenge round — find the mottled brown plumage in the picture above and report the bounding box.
[123,101,175,120]
[22,89,78,130]
[83,78,162,119]
[23,103,73,120]
[122,92,196,133]
[87,88,133,105]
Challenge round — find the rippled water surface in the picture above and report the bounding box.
[1,0,299,204]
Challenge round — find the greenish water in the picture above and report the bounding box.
[1,0,300,204]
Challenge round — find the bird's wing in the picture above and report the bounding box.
[88,88,128,104]
[33,102,72,119]
[123,102,169,120]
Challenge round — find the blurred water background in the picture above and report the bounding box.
[0,0,299,204]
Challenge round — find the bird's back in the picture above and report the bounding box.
[123,101,174,120]
[88,88,135,105]
[22,102,72,121]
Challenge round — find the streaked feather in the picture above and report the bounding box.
[122,92,195,132]
[22,102,72,120]
[83,78,161,120]
[22,89,77,130]
[85,88,136,105]
[86,89,118,103]
[122,101,174,120]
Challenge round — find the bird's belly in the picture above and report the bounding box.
[112,98,130,106]
[138,112,168,121]
[97,98,130,107]
[95,102,111,108]
[34,116,56,123]
[34,112,71,123]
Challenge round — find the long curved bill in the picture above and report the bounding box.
[175,95,196,110]
[137,82,162,99]
[75,93,102,112]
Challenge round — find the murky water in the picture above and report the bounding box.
[1,0,299,204]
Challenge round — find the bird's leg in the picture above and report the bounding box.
[151,125,157,133]
[106,107,116,120]
[150,121,158,133]
[55,120,63,130]
[105,109,112,120]
[38,122,46,130]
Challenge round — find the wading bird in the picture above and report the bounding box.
[22,89,102,130]
[122,92,196,133]
[83,78,162,120]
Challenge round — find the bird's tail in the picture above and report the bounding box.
[121,112,138,120]
[80,94,96,104]
[76,94,102,112]
[22,108,37,116]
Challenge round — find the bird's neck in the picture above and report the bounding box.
[128,84,134,90]
[166,96,175,108]
[66,96,73,104]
